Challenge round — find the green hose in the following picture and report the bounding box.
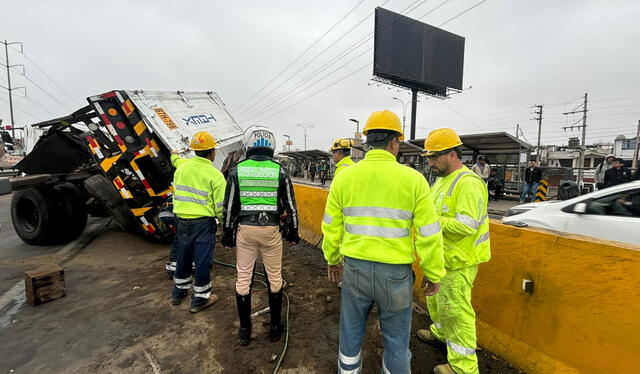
[212,259,290,374]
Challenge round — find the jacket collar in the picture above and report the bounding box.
[363,149,396,162]
[192,156,213,165]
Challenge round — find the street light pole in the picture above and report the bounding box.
[348,118,359,138]
[296,124,314,150]
[392,97,410,136]
[283,134,291,152]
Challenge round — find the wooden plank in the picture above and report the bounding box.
[24,266,66,306]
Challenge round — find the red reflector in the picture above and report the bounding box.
[142,180,151,189]
[114,135,124,146]
[116,121,126,129]
[101,91,116,98]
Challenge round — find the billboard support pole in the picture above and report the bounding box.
[410,89,418,140]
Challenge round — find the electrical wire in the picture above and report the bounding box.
[240,0,454,122]
[212,259,290,374]
[233,0,368,113]
[248,0,474,123]
[10,46,83,107]
[0,93,40,121]
[11,67,74,112]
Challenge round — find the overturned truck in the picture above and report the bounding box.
[5,90,244,245]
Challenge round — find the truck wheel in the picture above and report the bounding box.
[83,174,140,233]
[54,183,88,242]
[11,187,66,245]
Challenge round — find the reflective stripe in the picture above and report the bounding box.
[418,221,441,237]
[174,195,208,206]
[173,276,192,284]
[241,204,278,212]
[475,232,490,246]
[193,291,211,299]
[339,350,361,366]
[338,366,361,374]
[175,184,209,197]
[343,206,413,220]
[456,213,480,229]
[225,178,236,228]
[434,322,442,329]
[175,284,191,290]
[239,179,279,188]
[165,262,177,272]
[345,224,409,238]
[323,213,333,225]
[447,340,476,356]
[193,283,211,292]
[480,214,488,225]
[239,191,277,198]
[447,171,477,197]
[284,177,298,229]
[237,166,279,178]
[216,202,224,208]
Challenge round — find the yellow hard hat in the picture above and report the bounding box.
[189,131,218,151]
[330,138,353,151]
[422,128,463,156]
[363,110,404,141]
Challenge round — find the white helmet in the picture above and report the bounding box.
[243,125,276,152]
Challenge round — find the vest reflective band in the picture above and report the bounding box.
[237,159,280,214]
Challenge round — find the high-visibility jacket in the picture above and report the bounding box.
[236,158,281,215]
[333,156,355,178]
[431,166,491,270]
[170,154,226,220]
[322,149,446,283]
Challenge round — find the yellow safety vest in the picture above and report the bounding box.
[171,155,226,220]
[322,149,446,283]
[334,156,355,178]
[431,166,491,270]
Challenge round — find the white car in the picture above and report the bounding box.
[502,180,640,246]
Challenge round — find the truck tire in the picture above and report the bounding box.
[54,183,88,242]
[83,174,140,233]
[11,187,66,245]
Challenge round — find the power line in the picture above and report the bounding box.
[240,0,447,122]
[0,94,40,121]
[245,0,464,122]
[256,0,488,122]
[12,67,73,112]
[10,46,83,107]
[233,0,368,113]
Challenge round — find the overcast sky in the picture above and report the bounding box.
[1,0,639,151]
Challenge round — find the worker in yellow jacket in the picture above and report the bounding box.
[417,128,491,374]
[170,131,226,314]
[330,138,356,178]
[322,110,446,374]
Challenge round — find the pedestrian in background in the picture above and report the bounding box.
[471,155,490,183]
[604,158,633,188]
[519,160,542,203]
[594,154,615,189]
[330,138,355,178]
[169,131,226,313]
[487,168,503,201]
[322,110,445,374]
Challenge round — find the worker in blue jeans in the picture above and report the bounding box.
[520,160,542,203]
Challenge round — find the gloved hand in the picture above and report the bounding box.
[221,228,236,248]
[285,229,300,244]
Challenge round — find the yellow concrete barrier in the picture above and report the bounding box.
[292,183,640,374]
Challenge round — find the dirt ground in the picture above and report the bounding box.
[0,224,523,374]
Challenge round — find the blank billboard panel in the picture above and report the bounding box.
[374,7,465,95]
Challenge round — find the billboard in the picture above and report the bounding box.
[373,7,465,96]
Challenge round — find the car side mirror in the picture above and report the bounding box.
[573,202,587,214]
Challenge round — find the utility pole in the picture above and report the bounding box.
[562,93,588,187]
[410,89,418,140]
[632,120,640,171]
[1,40,24,140]
[532,104,543,163]
[296,123,313,150]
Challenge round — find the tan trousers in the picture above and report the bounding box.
[236,224,283,295]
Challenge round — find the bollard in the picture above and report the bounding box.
[535,179,549,202]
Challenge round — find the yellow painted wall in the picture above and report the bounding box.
[292,183,640,374]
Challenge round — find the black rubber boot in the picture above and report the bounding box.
[236,293,252,346]
[268,289,284,342]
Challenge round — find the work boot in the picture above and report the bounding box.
[171,289,187,306]
[433,364,457,374]
[236,293,252,346]
[268,289,285,342]
[189,294,218,313]
[417,328,446,349]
